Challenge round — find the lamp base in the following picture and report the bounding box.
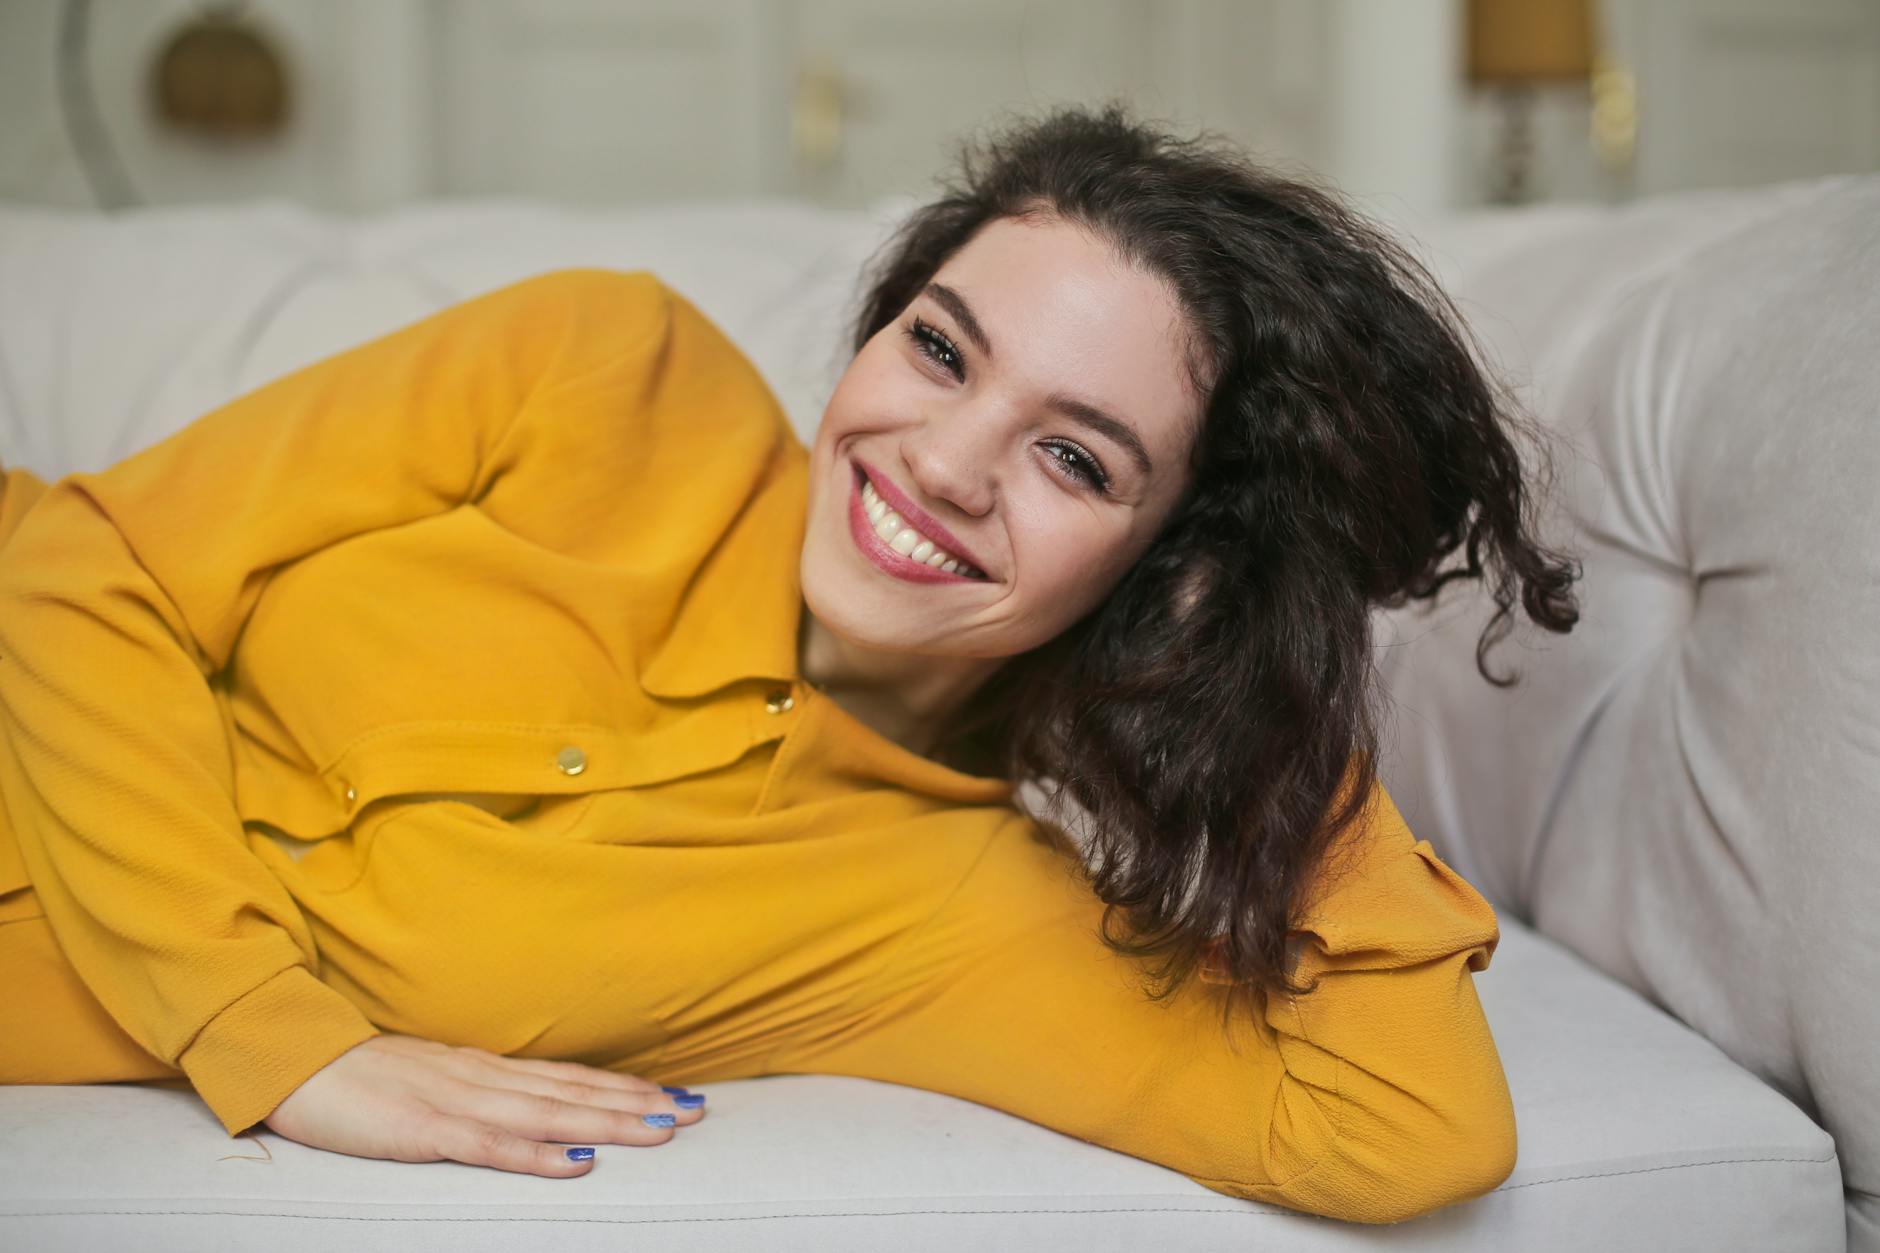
[1488,84,1537,206]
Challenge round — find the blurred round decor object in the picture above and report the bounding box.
[151,4,291,140]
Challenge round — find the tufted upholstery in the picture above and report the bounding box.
[0,179,1871,1250]
[1374,174,1880,1250]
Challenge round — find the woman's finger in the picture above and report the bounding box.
[440,1079,683,1148]
[456,1047,670,1094]
[421,1112,598,1178]
[454,1063,701,1123]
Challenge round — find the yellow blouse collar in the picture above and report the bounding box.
[637,441,808,702]
[636,432,1013,806]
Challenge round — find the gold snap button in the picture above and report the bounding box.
[343,784,356,803]
[555,745,587,776]
[764,688,795,715]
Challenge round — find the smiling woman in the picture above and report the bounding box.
[807,102,1581,1020]
[0,101,1578,1223]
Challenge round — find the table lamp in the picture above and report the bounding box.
[1466,0,1597,204]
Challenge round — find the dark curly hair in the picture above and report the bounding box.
[845,101,1582,1034]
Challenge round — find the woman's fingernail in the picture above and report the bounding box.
[674,1093,705,1108]
[660,1085,689,1097]
[565,1146,595,1161]
[643,1113,676,1127]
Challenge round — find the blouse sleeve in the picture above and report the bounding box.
[0,268,675,1136]
[763,782,1517,1225]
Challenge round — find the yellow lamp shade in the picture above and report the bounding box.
[1466,0,1596,85]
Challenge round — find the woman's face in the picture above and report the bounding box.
[801,212,1203,662]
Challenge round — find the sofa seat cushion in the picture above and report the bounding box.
[0,920,1841,1252]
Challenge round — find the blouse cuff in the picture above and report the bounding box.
[177,965,381,1137]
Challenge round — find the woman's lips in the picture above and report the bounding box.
[848,462,984,585]
[850,455,990,573]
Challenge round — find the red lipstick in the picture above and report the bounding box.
[850,456,991,574]
[847,459,989,585]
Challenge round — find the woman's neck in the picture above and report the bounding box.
[795,601,995,758]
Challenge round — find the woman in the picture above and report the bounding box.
[0,104,1577,1223]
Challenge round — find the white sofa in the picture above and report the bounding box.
[0,175,1873,1251]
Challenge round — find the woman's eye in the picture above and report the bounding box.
[900,316,1110,496]
[1043,441,1111,495]
[903,318,963,380]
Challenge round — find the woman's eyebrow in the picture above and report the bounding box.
[1044,394,1155,479]
[922,280,1156,479]
[925,281,994,360]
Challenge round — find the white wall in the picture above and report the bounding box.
[0,0,425,212]
[2,0,1875,217]
[1317,0,1462,224]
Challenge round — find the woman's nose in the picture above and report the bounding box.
[903,448,992,519]
[903,423,998,518]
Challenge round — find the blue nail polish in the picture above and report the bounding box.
[674,1093,705,1108]
[565,1146,595,1161]
[643,1113,676,1128]
[660,1085,690,1097]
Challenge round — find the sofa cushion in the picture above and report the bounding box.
[0,922,1841,1251]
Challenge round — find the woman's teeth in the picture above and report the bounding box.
[861,477,984,578]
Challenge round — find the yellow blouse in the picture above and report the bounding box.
[0,268,1516,1223]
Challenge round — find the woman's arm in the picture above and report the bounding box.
[0,267,675,1136]
[763,782,1517,1225]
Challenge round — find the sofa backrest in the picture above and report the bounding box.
[0,195,908,481]
[1372,174,1880,1236]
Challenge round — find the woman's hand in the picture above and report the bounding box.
[261,1034,702,1176]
